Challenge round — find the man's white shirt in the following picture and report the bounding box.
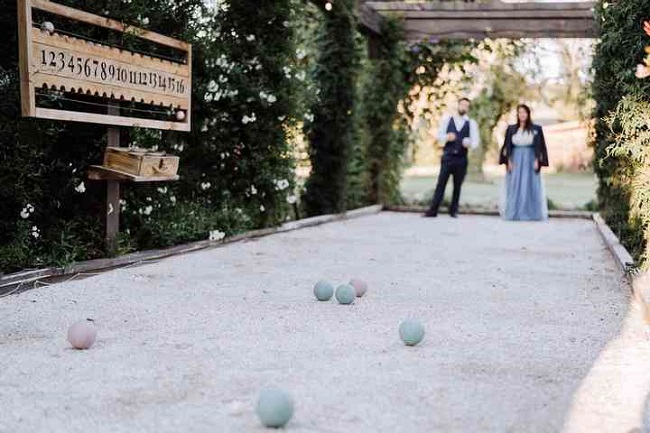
[437,114,480,150]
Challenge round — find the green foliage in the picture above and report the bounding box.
[360,18,410,205]
[605,96,650,264]
[467,41,528,174]
[401,39,476,127]
[0,0,299,273]
[592,0,650,266]
[303,0,360,216]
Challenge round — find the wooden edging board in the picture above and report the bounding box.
[592,213,650,328]
[0,205,383,295]
[384,205,594,220]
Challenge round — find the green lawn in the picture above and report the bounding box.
[400,170,597,210]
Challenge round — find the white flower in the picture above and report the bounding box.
[75,182,86,193]
[304,113,314,123]
[296,71,306,81]
[250,185,257,195]
[20,204,34,219]
[31,226,40,239]
[246,34,255,42]
[267,94,277,103]
[296,48,307,60]
[170,195,176,204]
[209,230,226,241]
[274,179,290,191]
[201,182,211,190]
[242,113,257,124]
[287,195,297,204]
[259,205,265,212]
[283,66,292,79]
[157,187,167,194]
[143,205,153,216]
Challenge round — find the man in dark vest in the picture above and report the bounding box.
[424,97,480,218]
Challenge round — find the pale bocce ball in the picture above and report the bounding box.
[67,319,97,350]
[255,388,294,428]
[335,284,356,305]
[313,280,334,301]
[175,110,186,121]
[399,319,425,346]
[349,278,368,297]
[41,21,55,35]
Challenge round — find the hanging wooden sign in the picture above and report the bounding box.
[18,0,192,131]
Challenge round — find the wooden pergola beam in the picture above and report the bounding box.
[309,1,596,40]
[364,1,597,40]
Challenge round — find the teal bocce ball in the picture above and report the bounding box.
[399,319,425,346]
[256,388,294,428]
[313,280,334,301]
[335,284,356,305]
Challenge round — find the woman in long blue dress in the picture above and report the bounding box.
[498,104,549,221]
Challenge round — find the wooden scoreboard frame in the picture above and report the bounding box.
[17,0,192,131]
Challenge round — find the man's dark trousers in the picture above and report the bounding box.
[428,155,468,216]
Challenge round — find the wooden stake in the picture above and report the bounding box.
[105,103,120,255]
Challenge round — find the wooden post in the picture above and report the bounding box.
[17,0,36,117]
[105,104,121,254]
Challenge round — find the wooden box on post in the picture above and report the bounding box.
[103,147,179,179]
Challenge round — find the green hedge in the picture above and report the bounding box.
[360,19,409,205]
[303,0,360,216]
[592,0,650,267]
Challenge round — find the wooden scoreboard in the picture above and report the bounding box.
[18,0,192,130]
[17,0,193,253]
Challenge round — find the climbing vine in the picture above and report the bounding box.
[303,0,360,216]
[592,0,650,266]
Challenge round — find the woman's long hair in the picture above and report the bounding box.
[517,104,533,131]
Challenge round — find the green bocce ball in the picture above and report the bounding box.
[335,284,356,305]
[313,280,334,301]
[256,388,294,428]
[399,319,425,346]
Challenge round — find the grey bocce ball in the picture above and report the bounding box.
[399,319,425,346]
[349,278,368,297]
[335,284,356,305]
[255,388,294,428]
[41,21,55,34]
[313,280,334,301]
